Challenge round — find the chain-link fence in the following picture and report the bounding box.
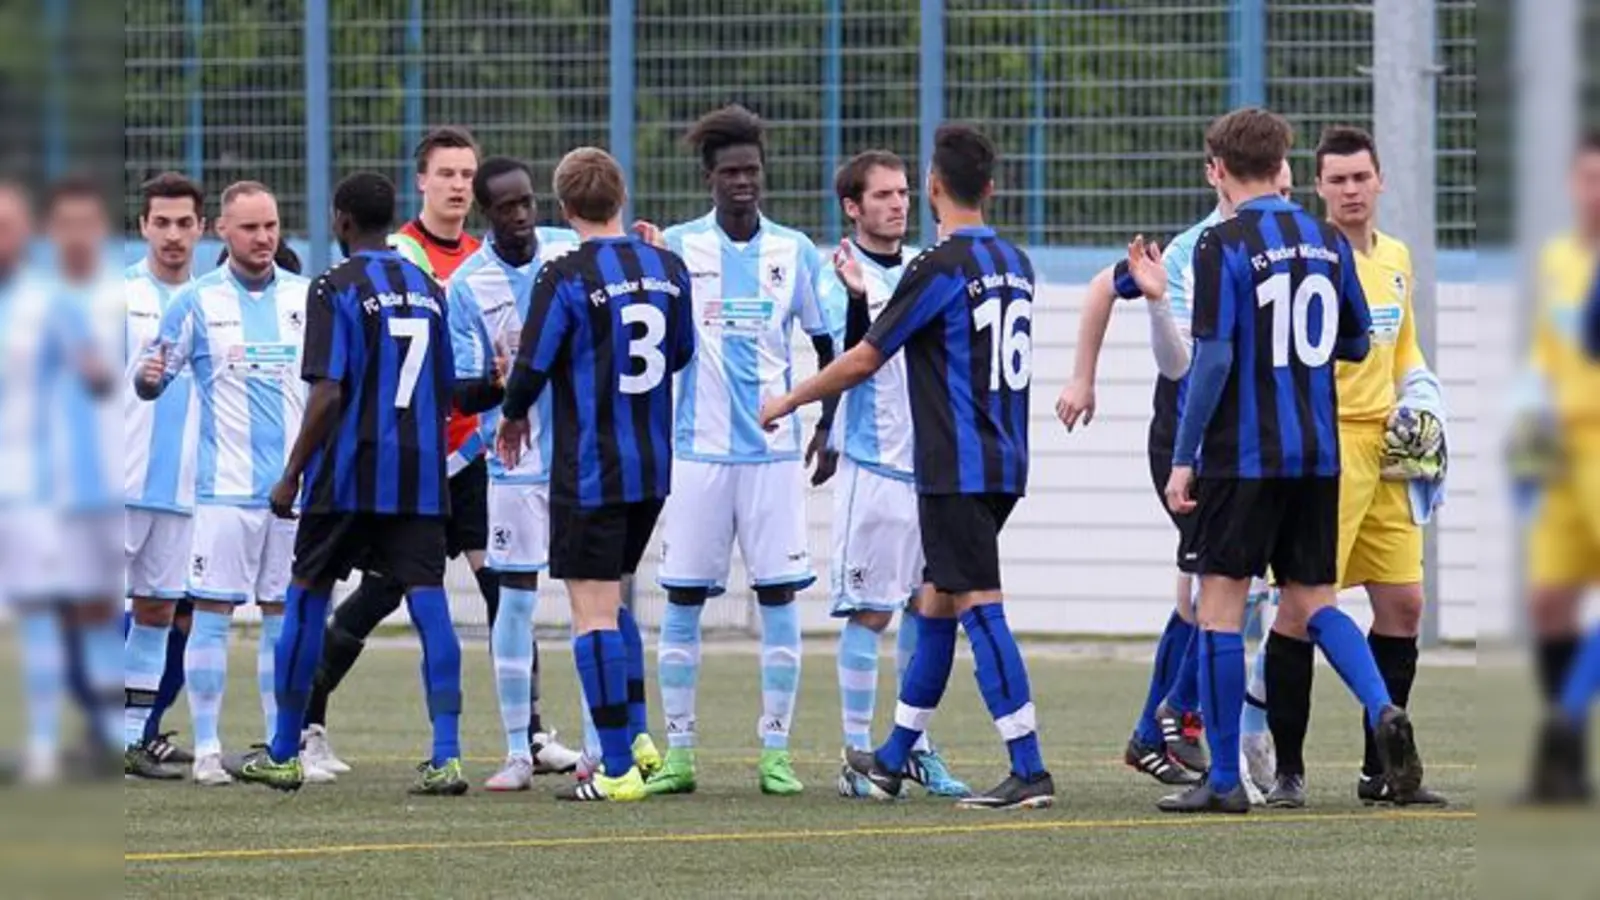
[124,0,1475,249]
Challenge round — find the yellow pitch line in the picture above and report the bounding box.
[126,810,1473,864]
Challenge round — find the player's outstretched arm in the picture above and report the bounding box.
[759,341,885,432]
[271,378,342,518]
[1057,264,1117,432]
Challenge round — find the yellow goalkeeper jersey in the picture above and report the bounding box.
[1532,232,1600,437]
[1336,229,1426,423]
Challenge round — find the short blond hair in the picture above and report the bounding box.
[553,148,626,224]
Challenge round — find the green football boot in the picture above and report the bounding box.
[235,748,304,793]
[632,733,664,780]
[409,758,470,796]
[759,749,804,796]
[641,747,697,796]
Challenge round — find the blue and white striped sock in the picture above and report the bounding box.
[658,602,704,750]
[492,587,537,759]
[258,612,284,746]
[124,621,169,747]
[20,609,63,763]
[759,603,802,751]
[184,609,232,759]
[837,620,879,751]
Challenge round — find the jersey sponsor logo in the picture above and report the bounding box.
[206,318,242,329]
[702,298,774,335]
[226,342,299,376]
[1369,305,1403,344]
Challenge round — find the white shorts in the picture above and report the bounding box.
[0,506,62,602]
[56,509,126,600]
[487,481,549,573]
[658,458,813,594]
[830,458,923,616]
[125,508,196,601]
[187,505,296,605]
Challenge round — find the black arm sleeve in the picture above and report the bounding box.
[453,378,505,415]
[842,288,871,351]
[811,333,838,429]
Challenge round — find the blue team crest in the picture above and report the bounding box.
[1391,272,1406,301]
[767,264,786,288]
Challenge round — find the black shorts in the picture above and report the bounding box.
[1179,477,1339,585]
[1147,444,1200,575]
[549,498,664,582]
[917,492,1019,595]
[293,512,448,588]
[445,457,489,558]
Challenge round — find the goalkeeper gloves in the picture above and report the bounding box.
[1380,406,1446,482]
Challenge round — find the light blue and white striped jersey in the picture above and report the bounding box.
[53,270,123,513]
[664,212,831,463]
[0,272,77,507]
[125,260,200,513]
[450,228,578,484]
[1162,207,1224,339]
[839,247,917,480]
[148,265,310,507]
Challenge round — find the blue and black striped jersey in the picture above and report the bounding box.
[504,236,696,509]
[863,226,1035,496]
[1185,195,1372,478]
[299,249,454,516]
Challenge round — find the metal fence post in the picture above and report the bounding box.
[917,0,945,246]
[1229,0,1265,109]
[1026,0,1045,246]
[402,0,424,215]
[823,0,842,245]
[186,0,204,182]
[609,0,636,224]
[305,1,331,273]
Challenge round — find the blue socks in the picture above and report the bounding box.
[258,613,284,745]
[407,586,462,766]
[1136,611,1196,746]
[758,602,802,751]
[896,608,933,753]
[616,606,648,740]
[963,605,1045,780]
[145,621,188,742]
[269,588,330,762]
[1241,641,1270,735]
[491,586,537,759]
[1198,630,1246,792]
[658,601,704,749]
[837,620,879,751]
[20,609,63,762]
[1307,606,1393,728]
[878,613,958,773]
[124,621,169,747]
[1559,621,1600,723]
[575,630,632,777]
[185,609,232,759]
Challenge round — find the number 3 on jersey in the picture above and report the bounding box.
[620,303,667,395]
[973,297,1033,391]
[1256,272,1337,368]
[388,317,430,408]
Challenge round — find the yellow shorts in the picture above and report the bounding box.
[1527,442,1600,588]
[1337,422,1423,589]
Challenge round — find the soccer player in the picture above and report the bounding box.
[637,104,836,797]
[825,149,969,799]
[1256,126,1449,808]
[448,155,588,790]
[236,172,467,795]
[300,127,493,774]
[42,177,124,777]
[134,181,317,786]
[124,173,206,779]
[1154,107,1421,814]
[497,147,694,802]
[1066,160,1294,796]
[763,124,1054,810]
[1515,133,1600,803]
